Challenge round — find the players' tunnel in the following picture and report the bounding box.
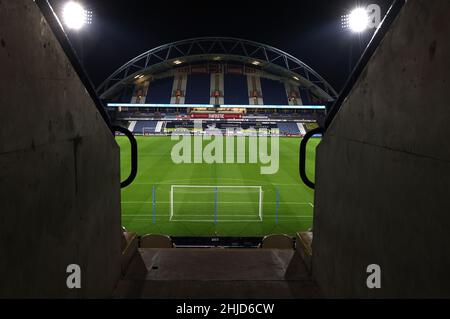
[1,0,450,299]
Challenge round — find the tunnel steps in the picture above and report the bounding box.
[113,248,322,299]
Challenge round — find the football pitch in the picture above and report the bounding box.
[116,136,319,237]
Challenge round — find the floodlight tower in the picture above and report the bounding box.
[61,2,93,65]
[62,2,92,31]
[341,7,371,77]
[342,8,369,33]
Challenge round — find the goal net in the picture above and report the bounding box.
[170,185,263,222]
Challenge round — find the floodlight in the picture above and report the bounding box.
[348,8,369,33]
[341,14,350,30]
[63,2,90,30]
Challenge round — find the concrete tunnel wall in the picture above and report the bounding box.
[313,0,450,298]
[0,1,122,297]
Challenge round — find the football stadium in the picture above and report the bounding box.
[98,37,335,240]
[1,0,450,302]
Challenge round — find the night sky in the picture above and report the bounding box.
[49,0,394,92]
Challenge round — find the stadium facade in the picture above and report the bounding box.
[98,37,338,136]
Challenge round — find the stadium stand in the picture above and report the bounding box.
[128,121,137,131]
[224,74,249,105]
[145,77,173,104]
[303,122,319,132]
[185,74,210,104]
[299,87,311,105]
[133,120,158,134]
[277,122,301,135]
[119,85,134,103]
[260,78,288,105]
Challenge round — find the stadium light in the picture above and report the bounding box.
[63,2,92,30]
[343,8,369,33]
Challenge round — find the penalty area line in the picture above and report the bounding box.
[122,201,314,206]
[169,219,263,223]
[124,215,313,220]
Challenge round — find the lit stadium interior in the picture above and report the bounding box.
[1,0,450,303]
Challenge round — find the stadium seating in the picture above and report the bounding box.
[145,77,173,104]
[299,87,311,105]
[260,78,288,105]
[112,112,324,136]
[185,74,210,104]
[140,234,173,248]
[303,122,319,132]
[277,122,300,135]
[224,74,249,105]
[261,234,294,249]
[119,85,135,103]
[133,120,158,134]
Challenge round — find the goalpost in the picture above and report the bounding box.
[170,185,263,222]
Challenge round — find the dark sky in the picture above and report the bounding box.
[49,0,394,92]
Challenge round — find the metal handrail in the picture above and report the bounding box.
[113,126,138,188]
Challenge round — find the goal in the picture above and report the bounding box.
[170,185,263,222]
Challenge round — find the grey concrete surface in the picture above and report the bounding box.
[313,0,450,298]
[113,248,321,299]
[0,0,122,297]
[139,248,306,281]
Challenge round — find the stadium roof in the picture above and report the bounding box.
[97,37,338,102]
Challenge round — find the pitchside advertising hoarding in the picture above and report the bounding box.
[164,121,279,133]
[190,113,243,119]
[107,103,327,110]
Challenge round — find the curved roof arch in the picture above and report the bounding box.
[97,37,338,102]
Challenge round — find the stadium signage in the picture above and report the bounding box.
[190,113,243,119]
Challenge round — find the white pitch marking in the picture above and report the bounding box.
[122,201,313,205]
[124,214,313,218]
[169,220,263,223]
[134,182,303,186]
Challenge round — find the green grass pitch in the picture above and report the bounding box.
[116,136,319,237]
